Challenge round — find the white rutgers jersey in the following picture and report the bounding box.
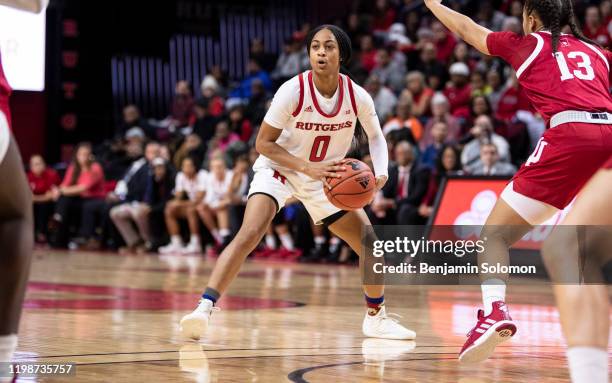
[254,70,364,172]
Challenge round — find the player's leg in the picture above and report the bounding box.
[0,134,33,363]
[459,182,558,363]
[159,200,187,253]
[183,204,202,254]
[541,168,612,383]
[327,209,415,340]
[179,167,290,340]
[179,194,277,339]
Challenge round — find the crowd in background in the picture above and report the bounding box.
[25,0,612,262]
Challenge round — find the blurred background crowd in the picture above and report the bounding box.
[25,0,612,262]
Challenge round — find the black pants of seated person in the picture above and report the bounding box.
[33,201,54,239]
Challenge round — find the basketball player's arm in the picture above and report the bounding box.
[255,122,345,188]
[424,0,491,55]
[356,90,389,190]
[0,0,48,13]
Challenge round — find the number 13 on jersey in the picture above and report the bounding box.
[554,51,595,81]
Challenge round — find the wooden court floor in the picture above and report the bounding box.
[14,249,612,382]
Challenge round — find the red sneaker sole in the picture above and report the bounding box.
[459,321,517,364]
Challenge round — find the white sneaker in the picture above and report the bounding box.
[159,241,184,254]
[182,242,202,255]
[362,306,416,340]
[180,299,219,340]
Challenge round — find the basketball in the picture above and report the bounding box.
[324,158,376,210]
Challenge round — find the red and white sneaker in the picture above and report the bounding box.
[458,301,517,363]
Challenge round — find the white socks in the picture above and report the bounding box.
[171,235,182,246]
[567,347,608,383]
[0,334,17,363]
[481,279,506,316]
[279,233,294,251]
[189,235,200,246]
[219,229,230,238]
[265,234,276,249]
[314,236,326,246]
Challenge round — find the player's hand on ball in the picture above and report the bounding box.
[302,160,346,189]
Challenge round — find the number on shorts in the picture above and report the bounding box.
[554,51,595,81]
[525,138,548,167]
[309,135,331,162]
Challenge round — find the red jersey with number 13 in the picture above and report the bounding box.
[0,51,12,125]
[487,31,612,125]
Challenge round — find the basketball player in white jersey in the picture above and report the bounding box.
[179,25,415,341]
[0,0,49,373]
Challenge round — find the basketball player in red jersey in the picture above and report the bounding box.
[0,0,48,370]
[179,25,416,341]
[425,0,612,374]
[540,156,612,383]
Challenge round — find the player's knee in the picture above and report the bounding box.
[480,225,514,249]
[237,224,266,247]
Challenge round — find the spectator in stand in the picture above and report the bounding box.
[495,71,530,123]
[117,105,155,140]
[206,121,240,161]
[461,115,511,169]
[200,75,225,117]
[418,145,463,221]
[466,143,517,176]
[174,134,205,171]
[271,36,307,87]
[109,142,161,253]
[420,121,450,169]
[444,62,472,120]
[415,42,448,91]
[27,155,61,243]
[371,141,430,225]
[197,156,233,249]
[383,98,424,142]
[192,98,219,144]
[145,158,176,251]
[475,2,506,31]
[470,71,491,98]
[501,16,522,34]
[450,42,477,71]
[364,75,397,123]
[50,143,106,248]
[401,71,434,118]
[245,78,268,127]
[422,92,462,148]
[359,35,378,73]
[231,58,272,101]
[249,37,276,73]
[159,144,172,163]
[486,69,505,112]
[170,80,195,128]
[209,65,229,97]
[584,5,611,47]
[371,48,406,93]
[159,156,208,254]
[227,105,253,143]
[431,21,456,62]
[372,0,396,33]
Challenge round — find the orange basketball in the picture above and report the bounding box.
[324,158,376,210]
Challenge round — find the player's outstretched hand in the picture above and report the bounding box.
[302,160,347,189]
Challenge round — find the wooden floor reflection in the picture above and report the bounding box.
[15,250,612,382]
